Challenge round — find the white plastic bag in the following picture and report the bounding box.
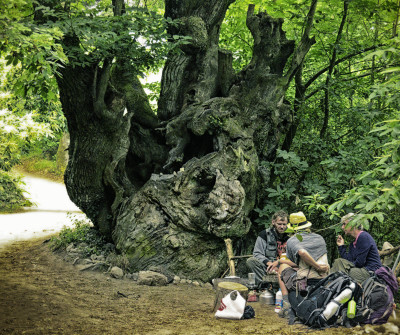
[215,290,246,320]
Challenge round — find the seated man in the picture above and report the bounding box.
[330,213,382,283]
[277,212,330,318]
[246,210,289,285]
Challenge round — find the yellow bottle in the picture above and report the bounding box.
[347,299,356,318]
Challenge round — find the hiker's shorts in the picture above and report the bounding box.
[281,267,297,291]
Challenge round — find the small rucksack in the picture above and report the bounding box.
[347,266,398,326]
[290,272,361,328]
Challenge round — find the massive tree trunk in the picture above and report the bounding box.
[52,0,317,282]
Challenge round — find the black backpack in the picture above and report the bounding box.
[289,272,362,328]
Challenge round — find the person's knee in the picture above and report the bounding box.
[332,258,345,268]
[349,268,369,284]
[333,258,342,265]
[246,257,253,268]
[330,258,343,273]
[246,257,257,270]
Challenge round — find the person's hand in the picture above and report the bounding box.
[316,264,329,274]
[266,260,279,273]
[336,235,344,246]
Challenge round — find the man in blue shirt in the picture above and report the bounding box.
[330,213,382,283]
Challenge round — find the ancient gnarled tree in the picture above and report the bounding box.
[42,0,318,281]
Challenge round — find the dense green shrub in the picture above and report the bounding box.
[1,58,66,176]
[0,170,32,212]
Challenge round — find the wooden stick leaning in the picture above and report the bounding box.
[224,238,236,277]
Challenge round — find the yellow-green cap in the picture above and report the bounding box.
[285,211,312,233]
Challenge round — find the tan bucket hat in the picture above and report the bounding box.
[382,242,394,266]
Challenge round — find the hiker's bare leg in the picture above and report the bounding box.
[278,263,291,295]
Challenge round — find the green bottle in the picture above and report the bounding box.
[347,299,356,318]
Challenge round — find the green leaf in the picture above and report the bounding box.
[375,212,384,223]
[295,234,303,242]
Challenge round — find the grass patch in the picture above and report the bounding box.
[49,215,106,257]
[50,215,134,272]
[106,252,131,272]
[19,157,64,182]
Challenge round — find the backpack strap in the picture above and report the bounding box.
[305,271,343,297]
[362,276,375,296]
[361,276,375,308]
[305,307,325,325]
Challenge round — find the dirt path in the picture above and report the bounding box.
[0,171,82,249]
[0,237,376,335]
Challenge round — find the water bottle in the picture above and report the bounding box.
[347,299,356,318]
[322,301,339,321]
[335,288,352,304]
[322,286,354,320]
[274,289,283,313]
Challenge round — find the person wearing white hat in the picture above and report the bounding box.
[330,213,382,283]
[277,211,330,318]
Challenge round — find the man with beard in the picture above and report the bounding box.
[246,210,289,285]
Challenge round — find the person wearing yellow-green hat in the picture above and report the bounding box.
[276,212,330,319]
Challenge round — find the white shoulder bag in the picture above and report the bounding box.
[215,290,246,320]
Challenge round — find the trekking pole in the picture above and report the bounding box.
[392,249,400,273]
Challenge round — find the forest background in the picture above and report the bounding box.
[1,0,400,280]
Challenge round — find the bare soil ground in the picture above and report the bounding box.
[0,237,395,335]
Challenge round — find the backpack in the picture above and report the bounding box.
[290,272,361,328]
[346,266,398,326]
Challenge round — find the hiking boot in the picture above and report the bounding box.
[288,309,298,325]
[278,300,291,318]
